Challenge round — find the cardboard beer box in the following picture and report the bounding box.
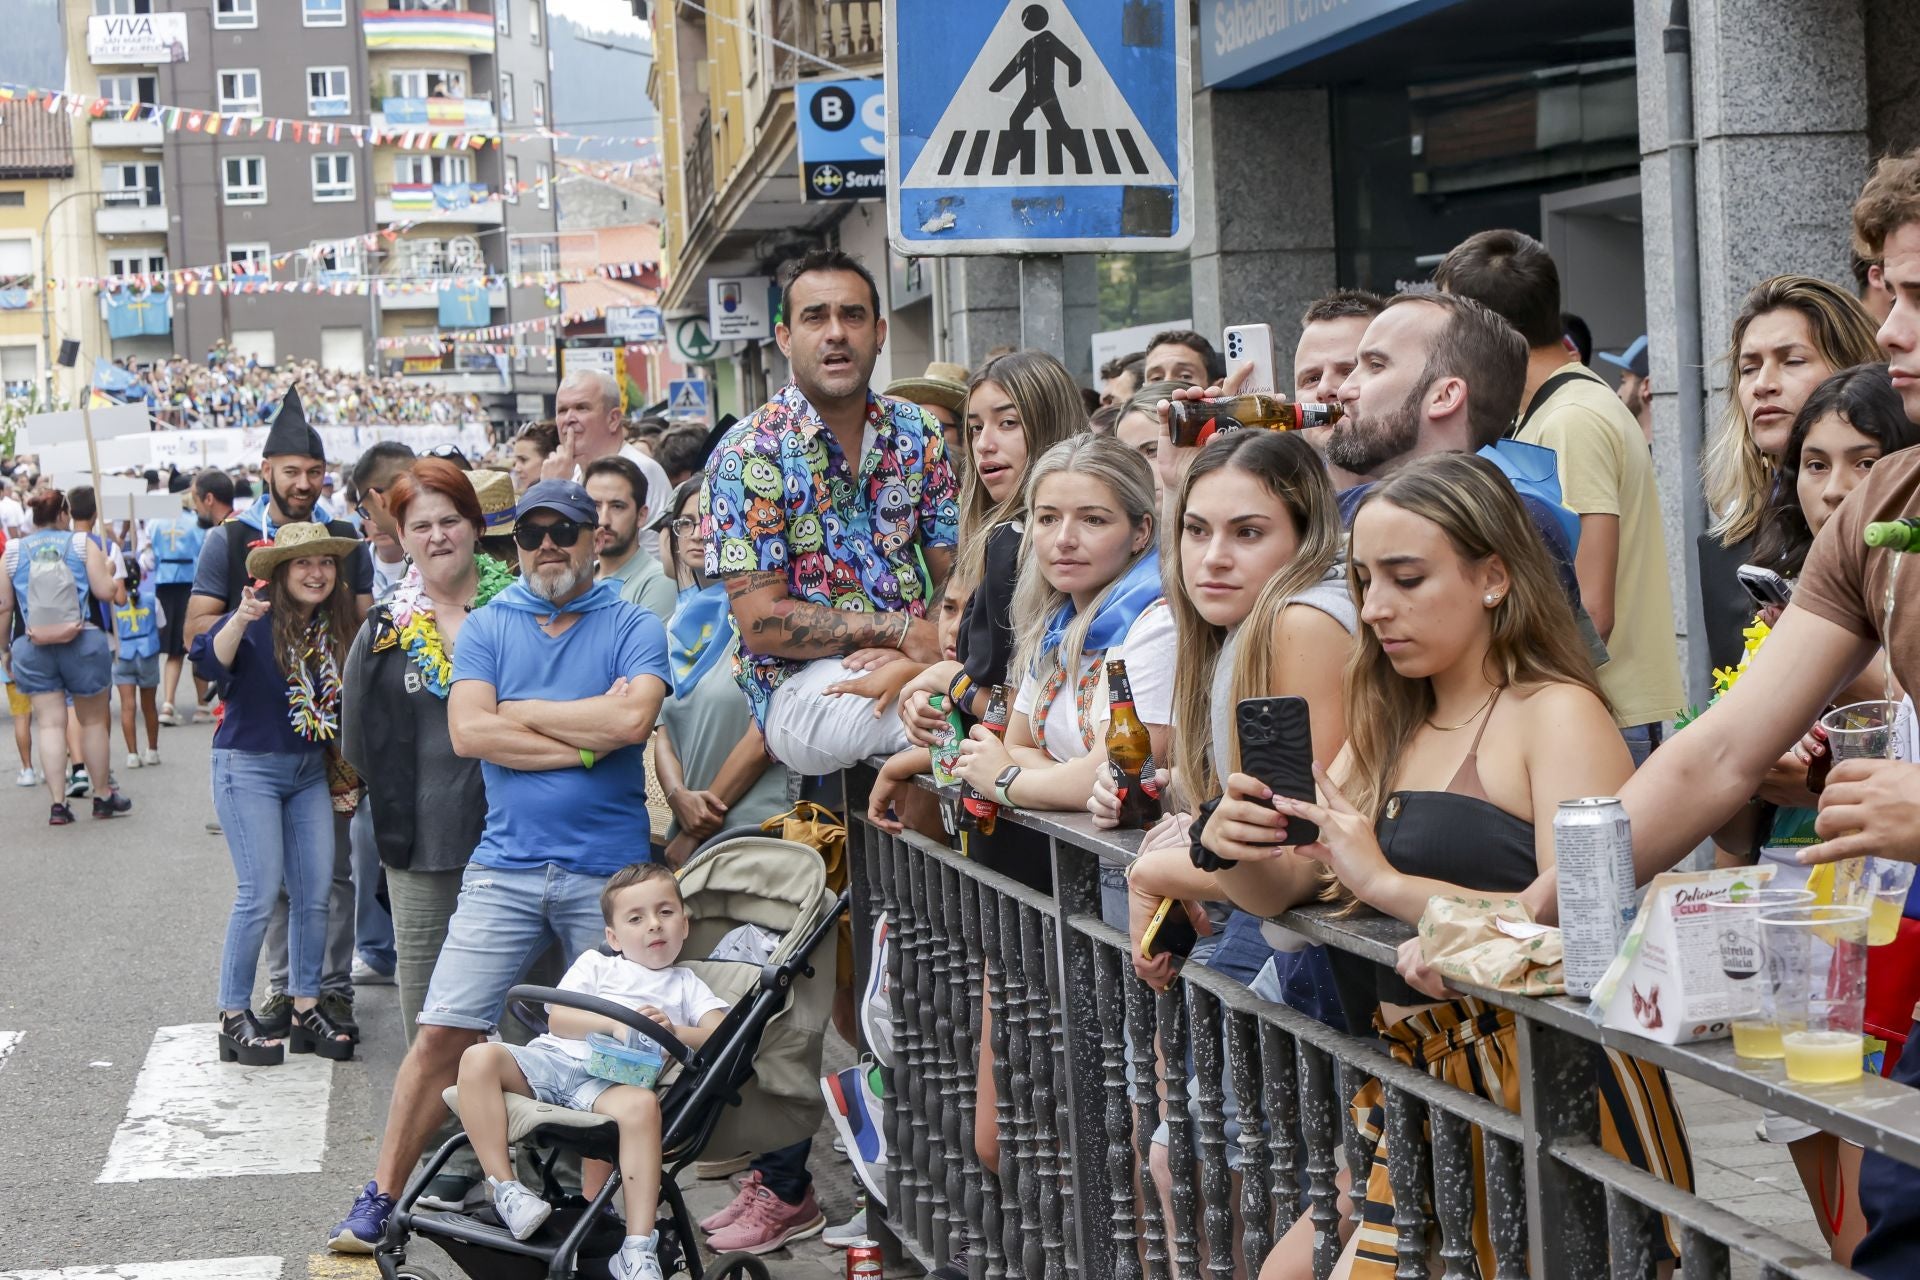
[1594,866,1775,1045]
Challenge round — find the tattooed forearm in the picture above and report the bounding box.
[724,569,902,658]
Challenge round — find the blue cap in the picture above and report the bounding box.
[516,478,597,525]
[1598,334,1649,378]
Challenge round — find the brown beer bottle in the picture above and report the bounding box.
[1167,395,1343,449]
[958,684,1012,836]
[1105,659,1163,829]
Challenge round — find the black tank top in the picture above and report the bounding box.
[1328,690,1540,1017]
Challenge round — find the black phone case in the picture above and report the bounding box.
[1236,696,1319,846]
[1147,906,1199,960]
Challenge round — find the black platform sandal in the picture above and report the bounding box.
[289,1002,356,1061]
[217,1010,286,1066]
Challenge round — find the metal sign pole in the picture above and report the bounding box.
[1019,255,1065,360]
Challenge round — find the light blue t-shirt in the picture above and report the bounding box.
[114,581,161,659]
[450,597,671,876]
[150,511,206,586]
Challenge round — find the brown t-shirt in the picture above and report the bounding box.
[1796,445,1920,691]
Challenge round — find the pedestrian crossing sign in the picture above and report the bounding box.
[668,379,709,422]
[886,0,1192,255]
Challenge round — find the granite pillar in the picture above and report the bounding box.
[942,256,1023,370]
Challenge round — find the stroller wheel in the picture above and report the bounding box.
[705,1253,772,1280]
[391,1266,448,1280]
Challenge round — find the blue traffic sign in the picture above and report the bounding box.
[796,79,886,203]
[885,0,1192,255]
[667,379,710,422]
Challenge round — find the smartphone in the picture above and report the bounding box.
[1222,323,1277,394]
[1236,695,1319,846]
[1736,563,1793,609]
[1141,896,1199,960]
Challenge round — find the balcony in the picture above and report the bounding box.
[685,110,714,224]
[372,96,497,132]
[375,183,502,226]
[90,117,164,149]
[376,279,507,312]
[95,201,166,235]
[773,0,881,83]
[361,8,495,54]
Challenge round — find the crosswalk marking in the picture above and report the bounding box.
[0,1031,20,1073]
[932,126,1152,180]
[0,1258,282,1280]
[98,1024,332,1184]
[305,1255,379,1280]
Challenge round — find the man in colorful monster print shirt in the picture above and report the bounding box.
[700,249,958,775]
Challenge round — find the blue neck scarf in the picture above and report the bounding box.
[489,576,627,619]
[669,582,735,700]
[1035,549,1162,674]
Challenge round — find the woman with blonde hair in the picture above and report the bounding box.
[1699,275,1881,668]
[1202,454,1693,1278]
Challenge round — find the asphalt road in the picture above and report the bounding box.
[0,707,865,1280]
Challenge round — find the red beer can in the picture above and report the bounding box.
[847,1240,884,1279]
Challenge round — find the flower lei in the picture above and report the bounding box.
[1674,614,1772,729]
[388,556,513,699]
[286,613,343,742]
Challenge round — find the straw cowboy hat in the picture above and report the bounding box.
[245,521,361,580]
[468,469,517,536]
[883,361,970,414]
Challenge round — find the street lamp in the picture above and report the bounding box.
[39,187,139,404]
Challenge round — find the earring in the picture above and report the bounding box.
[1484,594,1499,606]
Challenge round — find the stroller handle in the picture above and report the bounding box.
[505,984,697,1067]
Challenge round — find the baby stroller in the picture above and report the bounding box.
[374,833,845,1280]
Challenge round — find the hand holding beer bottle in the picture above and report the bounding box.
[1105,659,1163,829]
[958,685,1012,836]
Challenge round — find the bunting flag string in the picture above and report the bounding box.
[61,260,656,299]
[374,303,626,349]
[0,83,660,153]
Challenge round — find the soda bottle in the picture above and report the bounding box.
[1105,659,1163,829]
[958,684,1011,836]
[1167,395,1343,449]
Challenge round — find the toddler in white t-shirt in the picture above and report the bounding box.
[456,863,730,1280]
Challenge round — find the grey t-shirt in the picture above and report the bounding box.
[659,631,790,842]
[602,545,679,625]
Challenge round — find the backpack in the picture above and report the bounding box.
[24,533,84,645]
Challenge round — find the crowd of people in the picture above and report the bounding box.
[6,146,1920,1280]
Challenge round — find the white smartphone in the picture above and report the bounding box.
[1222,323,1276,394]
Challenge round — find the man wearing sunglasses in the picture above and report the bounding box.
[330,478,671,1254]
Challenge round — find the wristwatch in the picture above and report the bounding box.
[993,764,1022,808]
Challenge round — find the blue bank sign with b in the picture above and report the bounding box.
[885,0,1192,255]
[796,79,886,203]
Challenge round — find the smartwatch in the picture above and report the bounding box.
[993,764,1022,808]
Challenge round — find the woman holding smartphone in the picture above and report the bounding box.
[1203,455,1692,1279]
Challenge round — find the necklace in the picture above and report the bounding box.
[1426,685,1499,732]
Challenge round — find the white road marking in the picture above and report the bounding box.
[0,1031,20,1072]
[97,1023,332,1183]
[0,1259,282,1280]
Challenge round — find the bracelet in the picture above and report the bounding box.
[579,748,596,770]
[895,611,912,648]
[948,669,974,710]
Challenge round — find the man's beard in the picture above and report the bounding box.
[268,475,317,522]
[196,512,217,529]
[1325,388,1423,476]
[527,558,591,603]
[596,525,635,561]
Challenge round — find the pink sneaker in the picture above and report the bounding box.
[703,1184,826,1255]
[697,1170,764,1233]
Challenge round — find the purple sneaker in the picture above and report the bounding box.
[328,1180,396,1254]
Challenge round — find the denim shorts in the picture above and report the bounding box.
[10,629,111,697]
[113,651,160,689]
[506,1039,614,1112]
[416,861,611,1033]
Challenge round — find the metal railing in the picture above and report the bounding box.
[685,111,714,226]
[841,769,1920,1280]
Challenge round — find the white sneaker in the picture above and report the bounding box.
[142,749,160,767]
[609,1236,663,1280]
[157,704,180,727]
[351,955,395,986]
[126,752,144,770]
[823,1207,868,1248]
[488,1177,552,1241]
[14,767,39,788]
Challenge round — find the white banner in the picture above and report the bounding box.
[34,424,495,480]
[86,13,189,65]
[19,403,153,451]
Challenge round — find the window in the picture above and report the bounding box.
[99,74,157,107]
[312,153,355,201]
[103,162,162,207]
[532,80,546,125]
[222,156,267,204]
[0,192,25,208]
[214,0,256,28]
[504,155,519,203]
[1,346,36,393]
[394,154,431,185]
[308,67,351,116]
[399,237,442,274]
[107,250,167,276]
[218,70,262,116]
[439,154,472,185]
[389,69,429,99]
[500,73,515,123]
[390,68,465,100]
[303,0,346,26]
[310,241,363,278]
[0,239,34,285]
[496,1,509,35]
[528,1,540,43]
[227,244,271,279]
[93,0,151,14]
[535,161,550,209]
[538,242,555,273]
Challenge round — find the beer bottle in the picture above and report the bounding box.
[1105,659,1163,829]
[1167,395,1343,449]
[1864,518,1920,551]
[958,684,1012,836]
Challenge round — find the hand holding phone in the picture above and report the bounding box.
[1140,896,1200,960]
[1222,324,1276,395]
[1736,563,1793,610]
[1236,696,1319,846]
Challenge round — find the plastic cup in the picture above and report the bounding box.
[1859,858,1916,945]
[1707,887,1815,1059]
[1760,904,1870,1084]
[1816,701,1918,928]
[1820,699,1906,764]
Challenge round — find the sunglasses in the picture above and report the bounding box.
[514,517,586,551]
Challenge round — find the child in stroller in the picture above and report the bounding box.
[457,863,729,1280]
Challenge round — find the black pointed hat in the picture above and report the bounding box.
[262,387,326,462]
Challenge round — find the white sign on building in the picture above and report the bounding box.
[87,13,190,65]
[707,277,774,342]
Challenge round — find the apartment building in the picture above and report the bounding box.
[0,103,82,402]
[62,0,560,413]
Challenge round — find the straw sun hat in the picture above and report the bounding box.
[883,360,970,414]
[244,522,361,580]
[468,469,517,536]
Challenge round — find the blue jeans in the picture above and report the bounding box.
[1621,722,1664,768]
[1852,1019,1920,1278]
[349,803,395,975]
[417,861,610,1033]
[751,1138,812,1203]
[212,749,334,1011]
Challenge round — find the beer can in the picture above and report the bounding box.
[847,1240,884,1279]
[1554,796,1638,998]
[927,693,965,788]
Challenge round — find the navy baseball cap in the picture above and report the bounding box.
[517,478,597,524]
[1598,334,1649,378]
